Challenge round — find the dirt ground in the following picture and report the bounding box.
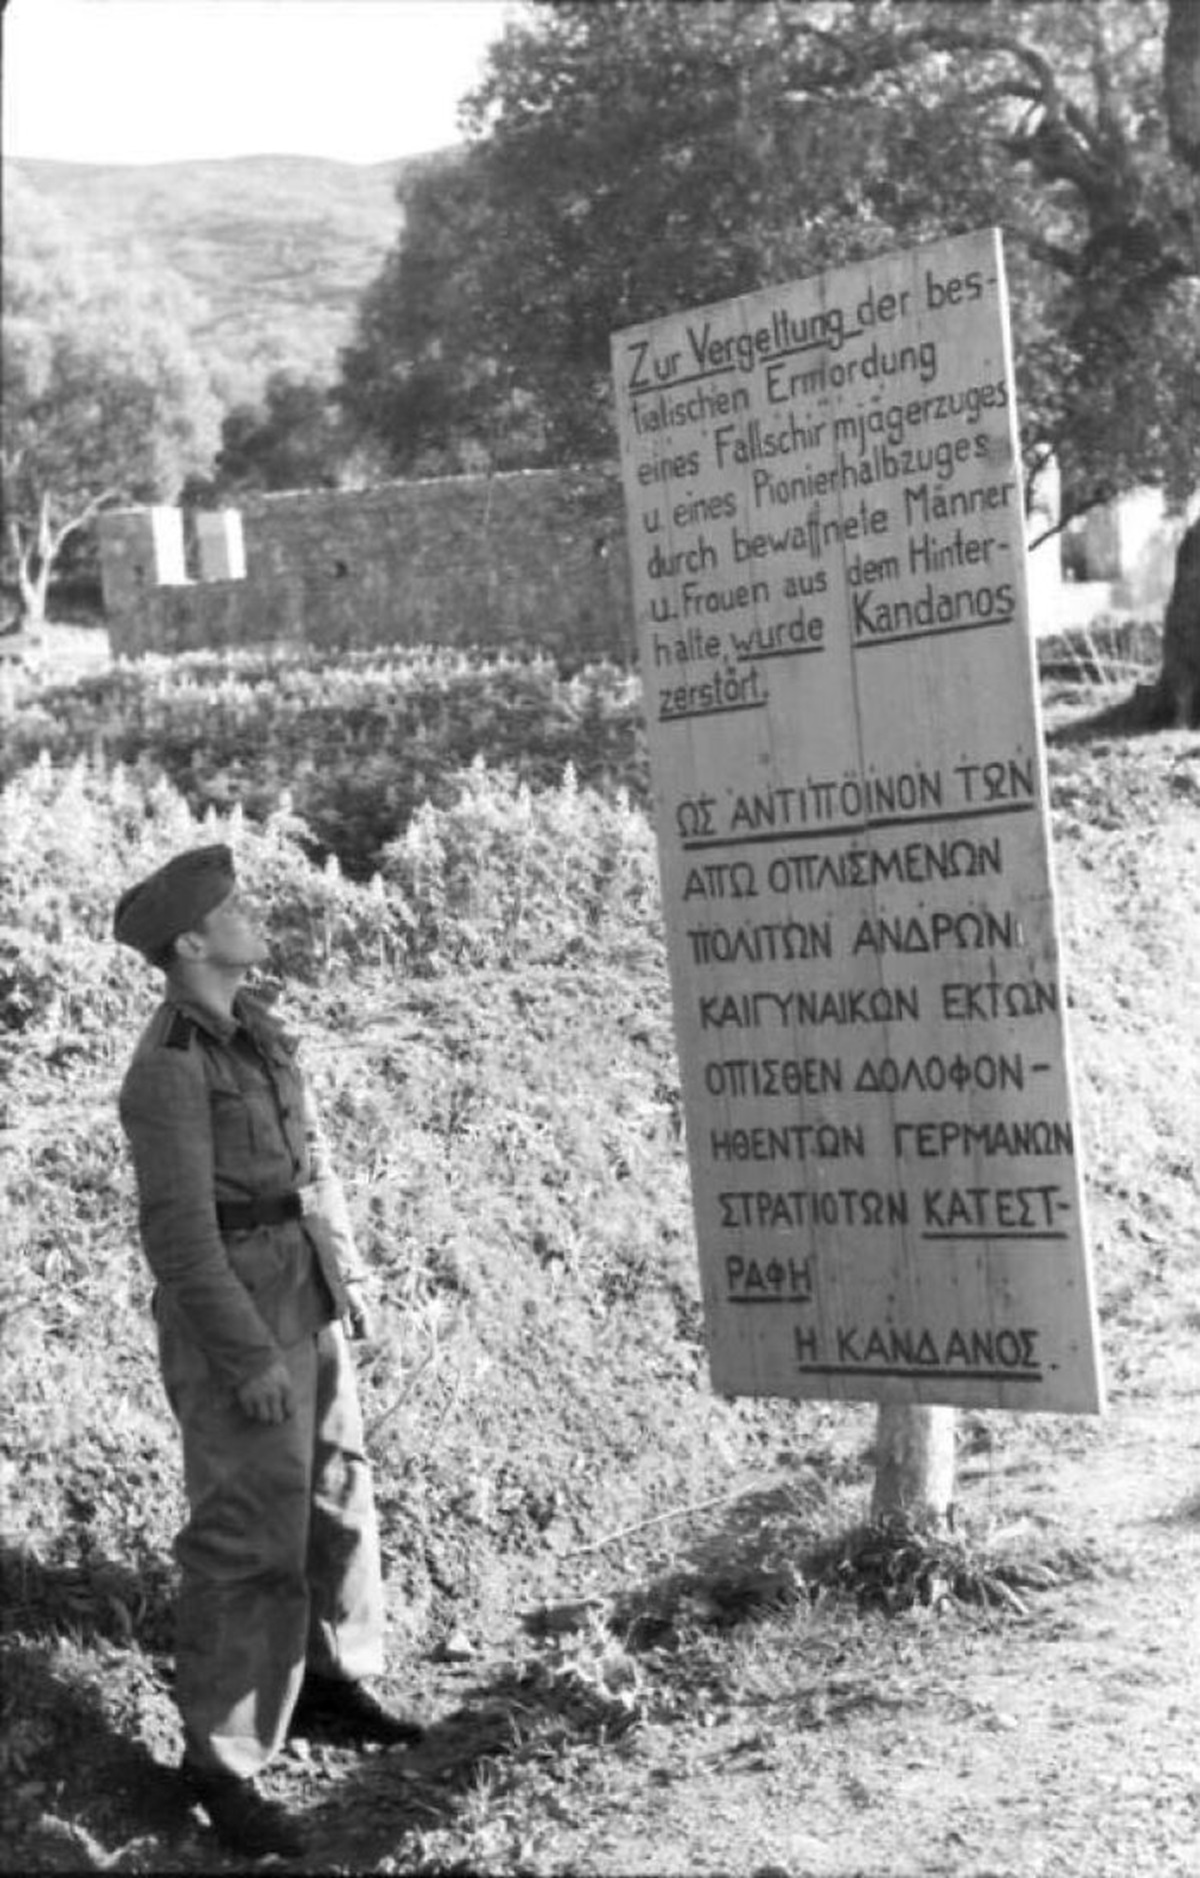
[534,1402,1199,1878]
[15,1389,1196,1877]
[330,1399,1200,1878]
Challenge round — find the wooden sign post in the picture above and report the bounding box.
[612,229,1104,1415]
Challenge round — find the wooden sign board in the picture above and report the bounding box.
[611,229,1104,1414]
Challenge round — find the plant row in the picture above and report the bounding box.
[2,644,650,877]
[1,754,663,1047]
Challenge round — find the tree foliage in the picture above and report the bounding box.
[338,0,1199,524]
[1,171,220,624]
[338,149,551,477]
[209,371,351,497]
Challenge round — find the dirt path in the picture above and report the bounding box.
[270,1392,1199,1878]
[560,1400,1200,1878]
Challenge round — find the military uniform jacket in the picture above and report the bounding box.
[119,988,366,1387]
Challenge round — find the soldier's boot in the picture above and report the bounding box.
[182,1760,307,1858]
[289,1671,425,1747]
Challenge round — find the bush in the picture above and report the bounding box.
[0,645,650,876]
[381,759,661,969]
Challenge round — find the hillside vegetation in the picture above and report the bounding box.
[10,154,420,400]
[1,642,1198,1873]
[0,649,647,880]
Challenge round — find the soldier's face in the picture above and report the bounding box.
[196,888,270,968]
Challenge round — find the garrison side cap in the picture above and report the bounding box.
[113,843,236,959]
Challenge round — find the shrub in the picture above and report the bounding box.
[381,759,661,969]
[0,645,650,876]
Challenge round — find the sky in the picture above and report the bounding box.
[3,0,522,166]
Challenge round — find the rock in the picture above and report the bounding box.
[433,1627,476,1662]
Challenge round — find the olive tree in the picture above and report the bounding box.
[2,171,219,630]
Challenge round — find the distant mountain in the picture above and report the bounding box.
[9,152,436,407]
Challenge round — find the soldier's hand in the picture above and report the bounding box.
[344,1284,376,1343]
[235,1359,295,1423]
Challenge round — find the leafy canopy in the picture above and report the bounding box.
[2,170,220,608]
[209,371,347,497]
[338,0,1199,518]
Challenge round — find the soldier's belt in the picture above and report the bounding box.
[216,1187,317,1231]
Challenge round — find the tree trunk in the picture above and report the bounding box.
[1165,0,1200,173]
[8,497,54,630]
[7,489,115,637]
[871,1404,956,1523]
[1157,515,1200,728]
[15,554,51,629]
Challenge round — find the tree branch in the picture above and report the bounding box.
[788,18,1070,111]
[1009,226,1086,276]
[786,16,1111,201]
[0,442,27,482]
[50,487,121,559]
[1028,489,1115,551]
[1097,46,1139,186]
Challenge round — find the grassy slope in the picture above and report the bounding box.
[10,153,420,399]
[1043,703,1200,1398]
[1,655,1198,1872]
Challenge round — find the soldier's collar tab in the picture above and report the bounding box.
[163,990,239,1045]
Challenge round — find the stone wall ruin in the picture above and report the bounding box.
[98,467,634,663]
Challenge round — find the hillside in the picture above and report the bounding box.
[1,638,1199,1872]
[9,152,435,404]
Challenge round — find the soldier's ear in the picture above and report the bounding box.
[174,927,207,962]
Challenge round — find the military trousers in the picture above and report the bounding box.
[159,1315,386,1778]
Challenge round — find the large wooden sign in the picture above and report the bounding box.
[611,229,1104,1413]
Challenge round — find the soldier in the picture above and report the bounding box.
[114,844,422,1858]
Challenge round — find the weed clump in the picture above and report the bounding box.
[807,1513,1104,1617]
